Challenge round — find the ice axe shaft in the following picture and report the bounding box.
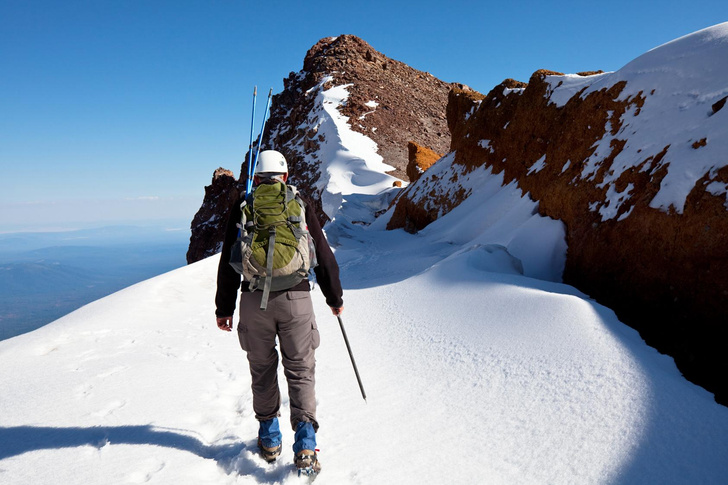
[337,315,367,402]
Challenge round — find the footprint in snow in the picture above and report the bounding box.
[92,399,127,418]
[126,459,166,483]
[96,365,130,379]
[74,383,94,400]
[217,440,292,482]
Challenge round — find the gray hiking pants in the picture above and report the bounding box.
[237,289,320,431]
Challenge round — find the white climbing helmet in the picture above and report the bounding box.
[255,150,288,175]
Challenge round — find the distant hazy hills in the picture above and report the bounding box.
[0,225,189,340]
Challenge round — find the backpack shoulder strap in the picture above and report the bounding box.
[236,196,250,236]
[285,185,305,224]
[293,188,306,208]
[238,190,255,231]
[285,184,298,202]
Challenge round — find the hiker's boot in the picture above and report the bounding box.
[295,449,321,475]
[257,438,282,462]
[257,417,283,462]
[293,421,320,476]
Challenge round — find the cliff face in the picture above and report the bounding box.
[389,24,728,404]
[187,35,455,262]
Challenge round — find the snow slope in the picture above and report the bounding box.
[3,209,728,484]
[3,27,728,483]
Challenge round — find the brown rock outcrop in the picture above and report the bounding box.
[712,96,727,114]
[406,142,442,183]
[260,35,456,224]
[186,168,240,264]
[389,68,728,404]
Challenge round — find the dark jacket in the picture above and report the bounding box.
[214,187,344,317]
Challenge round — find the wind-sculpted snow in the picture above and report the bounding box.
[387,153,566,281]
[389,22,728,404]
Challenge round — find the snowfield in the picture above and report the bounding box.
[2,217,728,484]
[3,23,728,485]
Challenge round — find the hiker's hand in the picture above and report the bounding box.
[217,316,233,332]
[330,306,344,316]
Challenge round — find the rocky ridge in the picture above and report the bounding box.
[263,35,456,222]
[187,35,455,262]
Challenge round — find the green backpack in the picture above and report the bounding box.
[229,181,317,310]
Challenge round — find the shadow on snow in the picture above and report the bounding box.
[0,425,292,483]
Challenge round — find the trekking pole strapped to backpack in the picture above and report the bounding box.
[246,86,258,196]
[247,88,274,195]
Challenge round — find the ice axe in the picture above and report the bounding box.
[336,315,367,402]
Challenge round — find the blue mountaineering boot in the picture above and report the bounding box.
[257,417,282,462]
[293,421,321,476]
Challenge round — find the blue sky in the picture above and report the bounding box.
[1,0,726,231]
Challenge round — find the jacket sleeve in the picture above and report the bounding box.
[306,200,344,308]
[214,195,243,317]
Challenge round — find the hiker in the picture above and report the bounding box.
[214,149,344,474]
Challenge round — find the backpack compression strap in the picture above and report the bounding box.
[259,225,276,311]
[258,183,285,310]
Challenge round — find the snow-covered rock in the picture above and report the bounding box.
[389,22,728,404]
